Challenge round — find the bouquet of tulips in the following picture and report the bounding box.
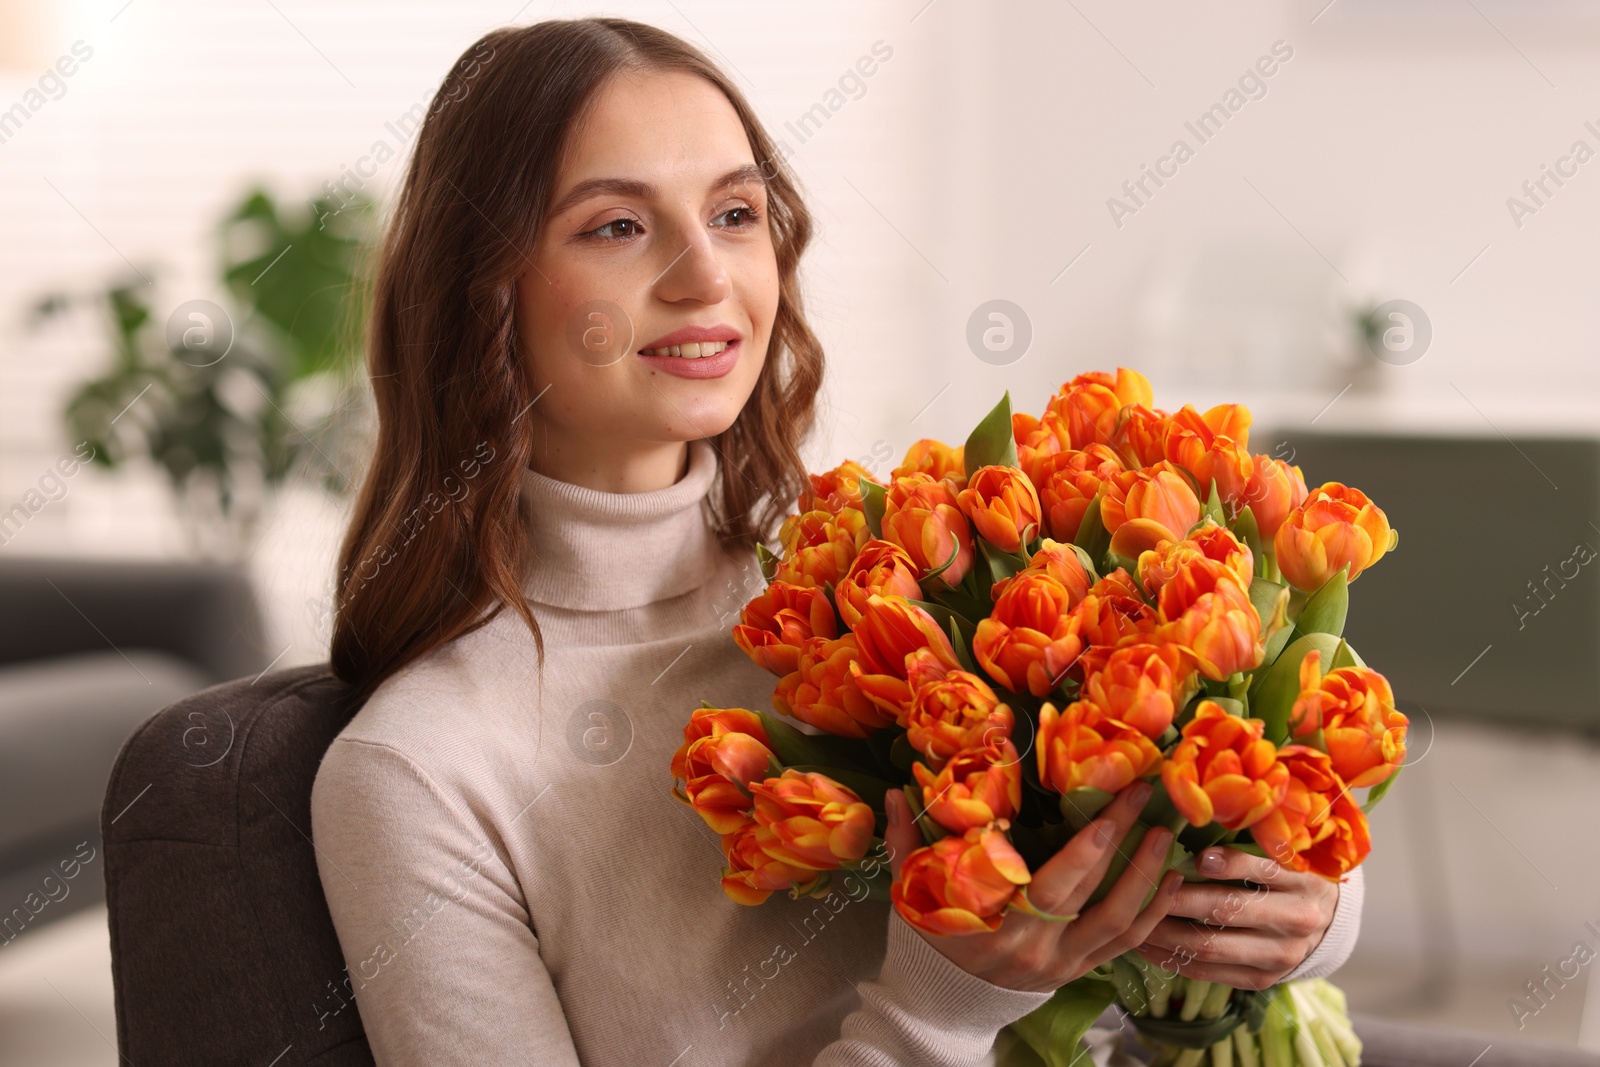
[670,368,1406,1067]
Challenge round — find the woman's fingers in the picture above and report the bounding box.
[1138,916,1311,974]
[1024,781,1151,919]
[1164,881,1290,929]
[1066,823,1176,953]
[1082,869,1183,972]
[883,789,923,882]
[1194,846,1290,885]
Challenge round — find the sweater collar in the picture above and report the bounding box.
[517,438,722,611]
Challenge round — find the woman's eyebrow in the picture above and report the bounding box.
[549,164,769,218]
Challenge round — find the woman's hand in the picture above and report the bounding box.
[1132,846,1340,990]
[883,781,1182,994]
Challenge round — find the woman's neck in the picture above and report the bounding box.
[524,421,690,493]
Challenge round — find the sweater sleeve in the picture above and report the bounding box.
[1282,863,1364,983]
[309,736,582,1067]
[812,907,1054,1066]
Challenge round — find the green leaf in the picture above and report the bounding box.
[1246,632,1347,743]
[948,616,979,674]
[1362,762,1404,812]
[888,731,919,775]
[979,536,1028,586]
[1247,577,1288,638]
[860,478,886,539]
[1066,542,1102,584]
[1072,488,1111,563]
[1007,975,1119,1067]
[1234,505,1265,576]
[924,587,989,627]
[756,541,779,583]
[1059,787,1114,830]
[1330,636,1366,670]
[1289,564,1349,641]
[963,391,1018,477]
[1201,478,1227,528]
[755,711,880,774]
[1104,551,1139,581]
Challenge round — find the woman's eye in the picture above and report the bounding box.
[712,205,761,229]
[586,217,642,240]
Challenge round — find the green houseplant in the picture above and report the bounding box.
[30,185,378,560]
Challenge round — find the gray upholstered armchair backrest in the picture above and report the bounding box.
[102,663,374,1066]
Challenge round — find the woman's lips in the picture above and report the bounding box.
[636,338,741,379]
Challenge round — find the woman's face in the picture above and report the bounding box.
[517,70,779,484]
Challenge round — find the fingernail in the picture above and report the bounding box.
[1146,827,1172,853]
[1164,872,1182,897]
[1198,849,1225,874]
[1094,819,1116,846]
[1129,780,1153,806]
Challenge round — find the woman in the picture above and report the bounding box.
[311,17,1362,1066]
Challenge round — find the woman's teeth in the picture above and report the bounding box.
[640,341,730,359]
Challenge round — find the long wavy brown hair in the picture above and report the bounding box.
[331,18,823,704]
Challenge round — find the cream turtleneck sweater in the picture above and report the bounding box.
[309,436,1361,1067]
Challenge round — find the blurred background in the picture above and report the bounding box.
[2,0,1599,1062]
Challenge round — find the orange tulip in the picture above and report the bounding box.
[750,769,876,870]
[720,821,818,905]
[1249,745,1371,879]
[1137,523,1253,598]
[834,539,924,631]
[891,438,966,490]
[913,737,1024,833]
[1112,403,1172,467]
[957,465,1043,553]
[732,581,839,677]
[1068,571,1158,652]
[1045,368,1155,451]
[773,634,898,739]
[1036,699,1164,795]
[1099,462,1204,560]
[1162,700,1288,830]
[847,594,962,721]
[798,459,874,516]
[1296,782,1371,880]
[881,473,976,591]
[990,538,1093,605]
[775,506,871,590]
[1290,650,1408,788]
[1013,409,1070,486]
[1032,445,1125,543]
[1246,744,1337,864]
[1241,453,1308,538]
[671,707,778,834]
[1273,482,1396,591]
[904,669,1016,767]
[1076,641,1196,740]
[675,706,770,751]
[891,825,1032,935]
[1155,557,1263,681]
[972,572,1087,697]
[1161,403,1254,503]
